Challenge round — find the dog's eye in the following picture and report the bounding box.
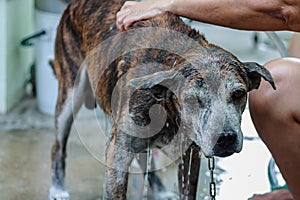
[232,89,246,99]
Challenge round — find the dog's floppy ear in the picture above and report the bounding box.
[243,62,276,90]
[129,70,178,89]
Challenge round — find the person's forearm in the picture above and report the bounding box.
[164,0,300,31]
[116,0,300,32]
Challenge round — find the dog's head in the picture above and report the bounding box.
[128,47,275,157]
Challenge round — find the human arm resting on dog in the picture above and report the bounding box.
[116,0,300,32]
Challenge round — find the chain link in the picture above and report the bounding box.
[208,157,216,200]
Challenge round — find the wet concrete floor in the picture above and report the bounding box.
[0,98,209,200]
[0,99,102,200]
[0,97,272,200]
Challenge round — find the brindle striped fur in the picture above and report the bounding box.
[50,0,275,199]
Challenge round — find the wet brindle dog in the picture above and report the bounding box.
[49,0,275,199]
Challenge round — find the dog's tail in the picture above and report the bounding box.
[49,59,57,78]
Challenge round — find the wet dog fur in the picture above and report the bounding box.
[49,0,275,199]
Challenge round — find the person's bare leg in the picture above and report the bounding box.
[288,33,300,58]
[249,57,300,200]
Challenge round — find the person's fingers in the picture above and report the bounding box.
[117,2,137,31]
[249,189,294,200]
[116,10,124,31]
[116,7,138,31]
[116,9,131,31]
[116,1,164,31]
[123,17,134,31]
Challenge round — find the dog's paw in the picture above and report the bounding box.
[154,191,179,200]
[49,186,70,200]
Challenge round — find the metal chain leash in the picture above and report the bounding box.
[208,157,216,200]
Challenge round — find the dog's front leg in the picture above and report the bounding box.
[105,132,135,199]
[178,143,201,200]
[137,152,178,200]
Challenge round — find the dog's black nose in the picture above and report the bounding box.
[216,133,237,148]
[213,133,237,157]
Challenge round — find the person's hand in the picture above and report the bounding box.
[249,188,294,200]
[116,0,169,31]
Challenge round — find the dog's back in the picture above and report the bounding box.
[53,0,120,81]
[53,0,211,114]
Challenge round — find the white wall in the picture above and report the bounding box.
[0,0,34,114]
[0,0,7,113]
